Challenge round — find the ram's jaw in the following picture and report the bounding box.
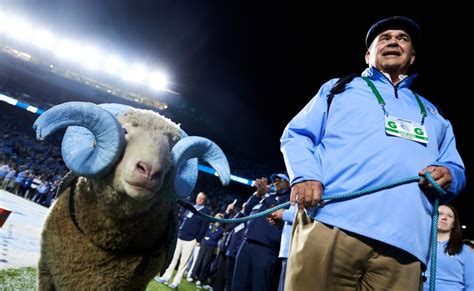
[88,176,159,218]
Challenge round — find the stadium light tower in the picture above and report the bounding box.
[5,16,34,42]
[80,46,101,71]
[149,71,169,91]
[104,55,126,75]
[54,39,82,61]
[122,63,147,83]
[0,12,172,93]
[34,29,56,51]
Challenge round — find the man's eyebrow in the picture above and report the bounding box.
[379,31,411,38]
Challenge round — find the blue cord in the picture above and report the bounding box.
[425,173,444,291]
[177,172,445,290]
[178,174,436,224]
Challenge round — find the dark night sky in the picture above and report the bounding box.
[3,1,472,235]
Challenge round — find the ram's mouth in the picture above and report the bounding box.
[125,180,154,191]
[123,179,156,201]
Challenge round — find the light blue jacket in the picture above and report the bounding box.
[424,240,474,291]
[278,204,298,259]
[280,67,466,265]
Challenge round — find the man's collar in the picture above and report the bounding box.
[362,67,417,87]
[194,204,205,211]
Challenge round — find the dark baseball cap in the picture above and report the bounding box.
[365,16,421,48]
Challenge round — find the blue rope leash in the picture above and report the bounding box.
[178,174,434,224]
[177,172,445,290]
[425,173,443,291]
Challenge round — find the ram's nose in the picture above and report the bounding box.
[136,161,152,178]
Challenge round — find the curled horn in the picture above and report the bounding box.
[170,136,231,197]
[33,102,127,178]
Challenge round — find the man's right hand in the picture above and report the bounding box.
[254,177,270,198]
[226,203,235,214]
[290,180,324,210]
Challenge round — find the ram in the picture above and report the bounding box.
[33,102,230,290]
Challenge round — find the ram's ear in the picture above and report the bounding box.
[33,102,125,177]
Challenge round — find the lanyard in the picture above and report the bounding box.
[362,76,427,125]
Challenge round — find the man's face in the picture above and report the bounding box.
[196,192,206,205]
[274,178,290,191]
[365,29,416,76]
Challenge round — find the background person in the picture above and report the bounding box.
[424,205,474,290]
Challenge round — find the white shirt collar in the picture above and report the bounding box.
[381,72,408,84]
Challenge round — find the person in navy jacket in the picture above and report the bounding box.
[156,192,211,288]
[232,173,291,291]
[217,202,248,291]
[191,213,225,286]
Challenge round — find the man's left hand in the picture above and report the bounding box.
[418,165,452,192]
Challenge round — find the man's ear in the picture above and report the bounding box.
[410,51,416,65]
[365,51,370,65]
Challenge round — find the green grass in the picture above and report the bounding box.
[147,277,199,291]
[0,268,199,291]
[0,267,37,290]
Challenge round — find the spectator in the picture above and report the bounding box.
[156,192,211,289]
[191,213,225,288]
[424,205,474,290]
[232,173,290,291]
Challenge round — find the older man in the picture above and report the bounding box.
[281,16,465,290]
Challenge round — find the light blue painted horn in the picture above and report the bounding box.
[33,102,125,178]
[174,130,198,197]
[170,136,230,197]
[99,103,134,116]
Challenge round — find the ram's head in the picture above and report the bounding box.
[33,102,230,213]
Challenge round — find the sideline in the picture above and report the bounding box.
[0,190,48,269]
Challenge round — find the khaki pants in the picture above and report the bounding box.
[285,212,422,291]
[161,238,197,285]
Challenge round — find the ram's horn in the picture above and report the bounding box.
[170,136,230,197]
[33,102,125,177]
[99,103,134,117]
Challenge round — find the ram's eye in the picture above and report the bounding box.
[123,128,128,135]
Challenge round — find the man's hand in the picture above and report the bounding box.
[290,180,324,210]
[419,166,452,192]
[225,199,237,214]
[270,209,284,220]
[254,177,270,198]
[267,209,284,226]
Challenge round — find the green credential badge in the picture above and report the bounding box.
[384,115,428,144]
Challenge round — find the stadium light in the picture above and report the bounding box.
[54,39,82,61]
[104,55,126,75]
[80,46,101,71]
[34,29,56,51]
[148,71,169,91]
[122,63,148,83]
[0,12,7,34]
[0,11,175,93]
[6,17,34,42]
